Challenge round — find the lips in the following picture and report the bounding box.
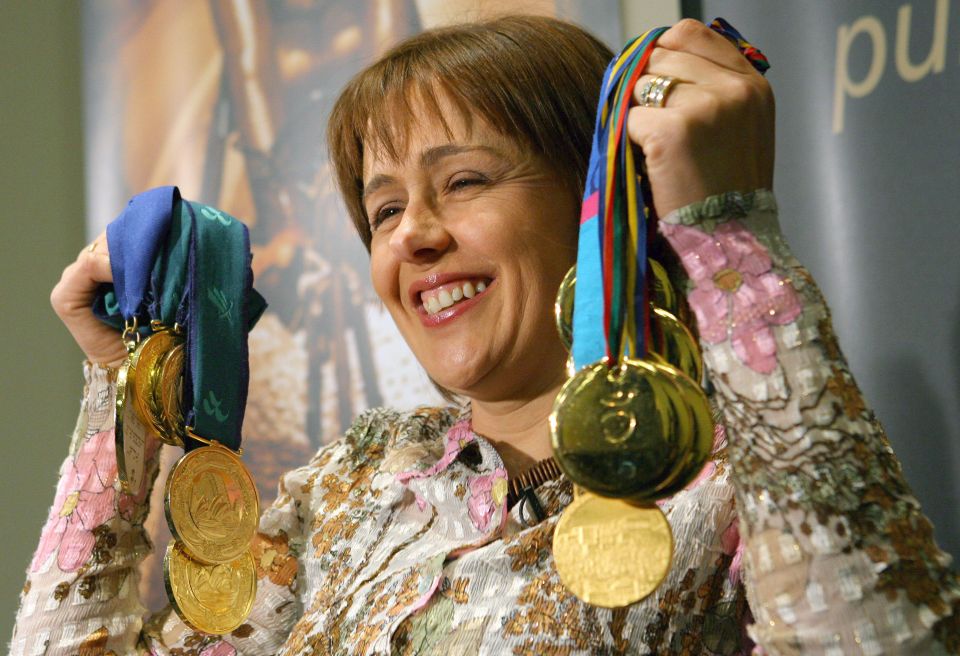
[419,278,491,314]
[409,273,494,325]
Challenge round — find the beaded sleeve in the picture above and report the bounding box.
[9,362,309,656]
[659,190,960,654]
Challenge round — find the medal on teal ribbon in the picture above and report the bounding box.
[95,187,265,633]
[162,200,262,633]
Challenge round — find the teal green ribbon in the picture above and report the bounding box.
[182,201,265,451]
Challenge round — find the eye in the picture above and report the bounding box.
[371,203,403,230]
[447,173,488,192]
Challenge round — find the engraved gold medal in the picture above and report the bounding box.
[648,258,693,327]
[165,443,260,564]
[552,492,673,607]
[650,307,703,384]
[555,265,576,351]
[551,358,693,499]
[116,345,150,494]
[131,330,178,425]
[150,341,186,446]
[630,360,714,502]
[130,329,184,446]
[163,542,256,635]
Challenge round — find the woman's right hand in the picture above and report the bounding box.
[50,232,128,367]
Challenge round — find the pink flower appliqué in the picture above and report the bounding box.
[396,419,475,486]
[466,468,508,533]
[200,641,238,656]
[31,430,118,573]
[660,220,801,374]
[721,516,745,588]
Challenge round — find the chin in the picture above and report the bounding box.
[423,360,488,399]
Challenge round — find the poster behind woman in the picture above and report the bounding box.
[81,0,621,611]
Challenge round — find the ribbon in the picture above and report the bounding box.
[571,19,769,372]
[181,201,263,451]
[93,186,180,332]
[93,188,266,452]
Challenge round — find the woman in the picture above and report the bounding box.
[13,15,958,655]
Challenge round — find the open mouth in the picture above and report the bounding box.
[418,277,493,315]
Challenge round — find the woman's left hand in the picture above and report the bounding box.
[627,19,775,218]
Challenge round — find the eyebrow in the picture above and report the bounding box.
[361,144,507,202]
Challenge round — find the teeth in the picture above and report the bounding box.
[422,279,489,315]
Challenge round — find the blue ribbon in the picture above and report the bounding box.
[93,186,180,332]
[93,187,266,452]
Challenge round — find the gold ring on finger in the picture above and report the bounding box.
[638,75,680,108]
[87,241,98,254]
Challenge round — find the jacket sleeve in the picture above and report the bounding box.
[10,362,307,655]
[658,190,960,655]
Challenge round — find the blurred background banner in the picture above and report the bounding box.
[81,0,623,611]
[700,0,960,557]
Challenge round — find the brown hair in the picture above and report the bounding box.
[327,14,613,251]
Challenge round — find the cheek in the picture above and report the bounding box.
[369,244,399,307]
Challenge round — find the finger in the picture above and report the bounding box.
[657,19,756,76]
[52,243,114,313]
[643,47,730,86]
[80,243,114,284]
[79,231,107,259]
[80,231,113,284]
[632,75,712,111]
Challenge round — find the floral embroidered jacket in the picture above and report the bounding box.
[11,191,960,655]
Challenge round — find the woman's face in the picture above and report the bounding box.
[363,103,580,402]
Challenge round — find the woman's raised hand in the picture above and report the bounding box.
[50,232,128,367]
[627,19,775,218]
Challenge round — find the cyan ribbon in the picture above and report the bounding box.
[571,19,770,371]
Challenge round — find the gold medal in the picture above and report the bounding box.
[554,265,576,351]
[551,359,690,499]
[648,259,677,315]
[163,541,256,635]
[648,258,692,328]
[630,359,714,502]
[650,307,703,384]
[149,342,186,446]
[165,443,260,564]
[553,491,673,607]
[115,348,150,494]
[131,330,179,427]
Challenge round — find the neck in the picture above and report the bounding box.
[470,378,564,480]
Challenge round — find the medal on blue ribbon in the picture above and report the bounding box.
[94,186,182,490]
[551,19,769,607]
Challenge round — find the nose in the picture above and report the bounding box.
[388,199,451,263]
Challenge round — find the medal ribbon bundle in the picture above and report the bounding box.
[95,186,266,634]
[551,21,769,608]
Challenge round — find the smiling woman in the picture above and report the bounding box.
[13,13,960,656]
[360,113,580,439]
